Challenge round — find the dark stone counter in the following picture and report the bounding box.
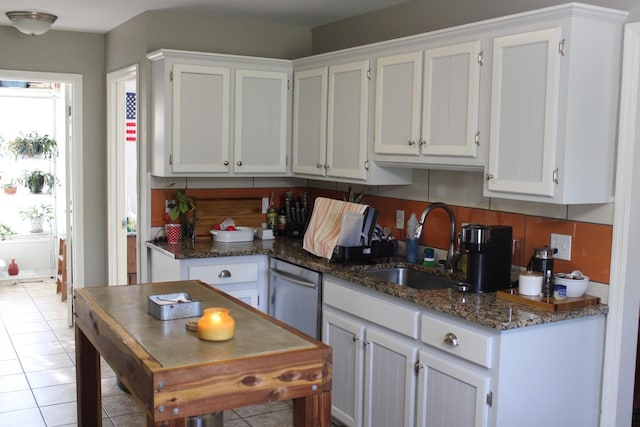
[147,238,608,331]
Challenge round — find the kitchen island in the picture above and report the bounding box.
[74,280,332,426]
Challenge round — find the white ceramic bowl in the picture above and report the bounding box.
[554,272,589,297]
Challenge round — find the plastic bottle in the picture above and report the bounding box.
[267,191,277,233]
[406,213,419,263]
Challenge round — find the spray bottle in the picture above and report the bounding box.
[406,213,419,263]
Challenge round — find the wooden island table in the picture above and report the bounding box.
[74,280,332,426]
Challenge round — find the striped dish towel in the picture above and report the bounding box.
[303,197,368,259]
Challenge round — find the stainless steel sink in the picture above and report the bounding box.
[360,268,465,291]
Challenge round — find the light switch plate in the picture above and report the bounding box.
[550,233,572,261]
[261,197,269,214]
[396,210,404,229]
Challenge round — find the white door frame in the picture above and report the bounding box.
[0,69,84,320]
[601,21,640,426]
[107,65,138,285]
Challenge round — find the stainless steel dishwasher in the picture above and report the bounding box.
[269,258,321,339]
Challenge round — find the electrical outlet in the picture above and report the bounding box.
[396,210,405,229]
[550,233,572,261]
[261,197,269,214]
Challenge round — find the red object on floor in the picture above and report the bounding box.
[8,257,19,275]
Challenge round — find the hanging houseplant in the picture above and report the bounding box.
[19,170,57,194]
[6,131,58,159]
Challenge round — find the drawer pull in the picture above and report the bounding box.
[218,270,231,278]
[443,332,459,348]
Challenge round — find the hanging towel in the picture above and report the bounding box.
[303,197,368,259]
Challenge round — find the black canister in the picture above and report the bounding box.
[527,246,554,297]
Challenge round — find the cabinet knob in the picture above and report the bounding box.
[414,361,425,374]
[443,332,459,347]
[236,161,242,166]
[324,164,329,170]
[223,160,229,166]
[352,335,359,342]
[408,139,415,146]
[419,139,426,146]
[485,173,494,181]
[316,162,323,169]
[218,269,231,278]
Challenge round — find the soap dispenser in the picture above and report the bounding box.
[406,213,419,263]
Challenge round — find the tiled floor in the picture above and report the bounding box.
[0,277,298,426]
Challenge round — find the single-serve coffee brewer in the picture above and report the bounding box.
[458,224,513,293]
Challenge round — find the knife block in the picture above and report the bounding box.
[286,222,305,239]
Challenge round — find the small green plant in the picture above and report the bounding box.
[19,170,57,194]
[343,185,364,204]
[166,189,196,222]
[0,223,16,240]
[19,203,53,221]
[3,179,17,194]
[6,131,57,159]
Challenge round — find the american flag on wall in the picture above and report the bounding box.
[126,92,136,142]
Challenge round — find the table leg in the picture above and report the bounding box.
[293,391,332,427]
[75,325,102,427]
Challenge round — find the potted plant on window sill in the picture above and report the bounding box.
[163,189,196,243]
[6,131,58,159]
[19,203,53,233]
[19,170,57,194]
[3,180,17,195]
[0,223,16,240]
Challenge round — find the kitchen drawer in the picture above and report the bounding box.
[188,262,258,285]
[323,278,420,339]
[421,313,494,368]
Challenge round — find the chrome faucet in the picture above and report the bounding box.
[415,202,458,272]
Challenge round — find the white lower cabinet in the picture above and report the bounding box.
[148,248,268,312]
[416,349,490,427]
[323,307,418,427]
[323,275,605,427]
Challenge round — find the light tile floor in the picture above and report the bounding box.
[0,277,301,426]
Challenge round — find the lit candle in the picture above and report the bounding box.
[197,307,235,341]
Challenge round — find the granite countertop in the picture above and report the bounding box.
[147,238,608,331]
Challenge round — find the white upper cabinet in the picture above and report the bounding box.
[292,56,412,185]
[171,63,231,174]
[147,49,292,177]
[292,67,328,177]
[233,69,290,174]
[484,5,627,203]
[373,40,483,166]
[327,60,370,180]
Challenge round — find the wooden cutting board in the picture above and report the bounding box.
[496,288,600,312]
[194,197,263,240]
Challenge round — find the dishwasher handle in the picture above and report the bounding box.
[271,268,318,288]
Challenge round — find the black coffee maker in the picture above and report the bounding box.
[458,224,513,293]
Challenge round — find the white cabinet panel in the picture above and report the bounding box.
[292,67,328,176]
[487,28,561,197]
[172,63,231,173]
[417,349,490,427]
[234,69,290,174]
[327,60,370,180]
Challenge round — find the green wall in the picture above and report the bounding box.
[311,0,640,54]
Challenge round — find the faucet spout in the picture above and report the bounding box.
[416,202,457,271]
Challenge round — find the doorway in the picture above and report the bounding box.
[107,65,139,286]
[0,69,83,325]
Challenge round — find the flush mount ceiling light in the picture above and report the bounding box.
[6,11,57,36]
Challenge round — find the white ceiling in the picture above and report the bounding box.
[0,0,410,34]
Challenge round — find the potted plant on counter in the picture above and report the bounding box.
[163,189,196,243]
[19,203,53,233]
[19,170,57,194]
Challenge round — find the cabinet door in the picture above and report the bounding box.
[327,60,370,180]
[172,63,230,173]
[422,40,481,157]
[213,285,261,311]
[487,27,562,197]
[374,51,423,155]
[292,67,328,176]
[234,69,290,174]
[363,326,418,427]
[323,308,365,427]
[416,349,491,427]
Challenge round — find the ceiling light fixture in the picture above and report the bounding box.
[6,11,57,36]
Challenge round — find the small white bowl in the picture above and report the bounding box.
[554,272,589,297]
